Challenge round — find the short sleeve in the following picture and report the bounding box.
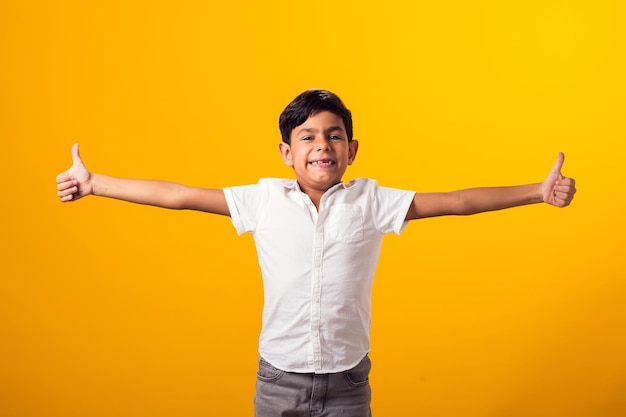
[223,180,269,235]
[370,183,415,235]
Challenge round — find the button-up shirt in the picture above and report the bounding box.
[223,178,415,373]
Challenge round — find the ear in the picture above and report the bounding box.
[348,139,359,165]
[278,142,293,167]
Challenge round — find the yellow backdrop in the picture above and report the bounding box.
[1,1,625,416]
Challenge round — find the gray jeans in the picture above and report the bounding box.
[254,355,372,417]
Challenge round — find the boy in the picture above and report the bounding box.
[56,89,576,416]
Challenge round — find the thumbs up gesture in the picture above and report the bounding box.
[541,152,576,208]
[56,143,93,202]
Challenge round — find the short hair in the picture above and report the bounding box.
[279,89,353,144]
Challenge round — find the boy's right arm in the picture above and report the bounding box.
[56,144,230,216]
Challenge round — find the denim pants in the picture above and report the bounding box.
[254,355,372,417]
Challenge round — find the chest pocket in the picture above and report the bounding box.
[325,204,364,243]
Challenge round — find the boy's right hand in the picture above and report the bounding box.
[56,143,92,202]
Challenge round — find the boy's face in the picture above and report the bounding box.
[279,110,358,194]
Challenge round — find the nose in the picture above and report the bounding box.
[316,137,331,151]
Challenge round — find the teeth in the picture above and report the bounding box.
[310,160,334,166]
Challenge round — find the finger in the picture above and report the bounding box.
[554,189,576,207]
[56,172,72,183]
[554,199,568,208]
[551,194,569,208]
[71,143,83,166]
[556,177,575,186]
[553,184,576,194]
[59,193,75,202]
[554,190,572,200]
[550,152,565,175]
[558,197,571,208]
[58,186,78,198]
[57,179,77,191]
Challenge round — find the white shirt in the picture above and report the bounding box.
[223,178,415,373]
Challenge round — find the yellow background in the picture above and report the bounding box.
[1,1,625,416]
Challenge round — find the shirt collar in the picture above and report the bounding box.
[280,179,358,193]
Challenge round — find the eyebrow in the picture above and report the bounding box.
[296,126,345,136]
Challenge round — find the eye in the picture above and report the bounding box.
[301,136,314,141]
[329,135,342,140]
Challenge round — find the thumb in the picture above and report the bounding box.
[71,143,83,166]
[550,152,565,176]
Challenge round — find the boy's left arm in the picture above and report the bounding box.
[406,153,576,220]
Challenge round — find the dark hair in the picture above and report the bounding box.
[279,89,353,144]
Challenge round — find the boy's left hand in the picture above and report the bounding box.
[542,152,576,208]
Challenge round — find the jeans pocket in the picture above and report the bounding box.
[343,355,371,387]
[257,357,285,382]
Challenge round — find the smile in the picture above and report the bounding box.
[309,159,336,167]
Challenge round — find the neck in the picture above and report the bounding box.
[297,181,340,211]
[304,189,324,210]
